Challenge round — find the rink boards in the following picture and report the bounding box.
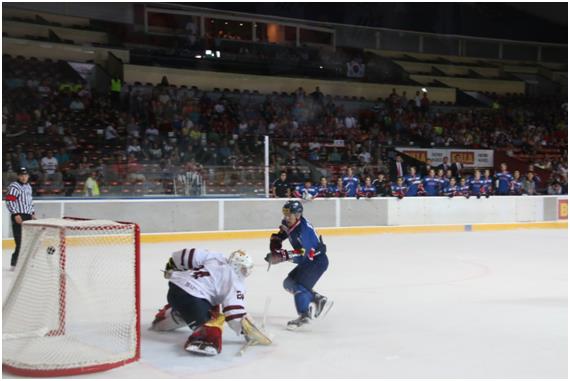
[2,196,568,246]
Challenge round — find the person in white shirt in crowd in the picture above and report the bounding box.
[127,138,144,159]
[40,150,61,182]
[344,115,357,129]
[105,124,119,145]
[358,148,371,164]
[69,97,85,112]
[127,117,141,139]
[146,125,160,142]
[214,102,225,114]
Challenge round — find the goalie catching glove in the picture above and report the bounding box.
[163,257,180,279]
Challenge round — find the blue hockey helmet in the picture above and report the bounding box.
[282,200,303,216]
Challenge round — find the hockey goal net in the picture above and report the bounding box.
[2,218,140,377]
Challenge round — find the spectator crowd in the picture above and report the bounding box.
[2,56,567,197]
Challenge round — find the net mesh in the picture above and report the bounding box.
[2,219,139,375]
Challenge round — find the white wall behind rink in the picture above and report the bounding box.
[2,196,567,239]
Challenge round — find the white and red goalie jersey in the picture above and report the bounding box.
[168,248,247,333]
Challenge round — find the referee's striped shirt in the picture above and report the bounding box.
[5,181,35,215]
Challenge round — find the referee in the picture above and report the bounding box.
[5,167,36,270]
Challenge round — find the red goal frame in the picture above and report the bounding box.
[2,218,141,377]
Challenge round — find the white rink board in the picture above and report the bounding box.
[3,228,567,378]
[387,195,546,225]
[2,196,567,238]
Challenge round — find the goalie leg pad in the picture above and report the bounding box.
[151,304,187,331]
[241,316,272,345]
[185,314,225,355]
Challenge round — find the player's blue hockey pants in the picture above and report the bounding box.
[283,254,329,314]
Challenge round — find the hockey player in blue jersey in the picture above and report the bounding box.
[315,176,334,198]
[442,177,459,197]
[510,170,523,195]
[356,176,377,198]
[391,177,408,199]
[342,167,360,197]
[443,169,454,188]
[482,169,494,196]
[495,163,513,195]
[457,177,470,198]
[422,169,441,196]
[468,169,486,198]
[331,177,346,197]
[404,167,422,196]
[265,201,332,330]
[294,179,319,200]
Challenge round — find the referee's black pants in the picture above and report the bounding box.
[11,214,33,267]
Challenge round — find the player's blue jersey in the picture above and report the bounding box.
[510,178,523,194]
[342,176,360,197]
[404,175,422,196]
[358,185,377,197]
[422,176,441,196]
[329,184,345,197]
[282,216,326,264]
[468,177,485,195]
[315,184,334,197]
[482,176,493,194]
[457,184,470,196]
[437,176,449,190]
[442,185,458,196]
[391,183,408,197]
[295,185,318,198]
[495,171,513,194]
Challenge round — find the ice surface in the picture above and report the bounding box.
[3,228,568,378]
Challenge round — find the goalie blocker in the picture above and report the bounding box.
[151,248,271,356]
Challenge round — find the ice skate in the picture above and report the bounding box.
[185,339,219,356]
[313,293,333,319]
[185,320,223,356]
[287,313,311,330]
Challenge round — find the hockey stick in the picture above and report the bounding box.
[237,339,255,356]
[262,296,271,329]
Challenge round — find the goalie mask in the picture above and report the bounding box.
[228,250,254,278]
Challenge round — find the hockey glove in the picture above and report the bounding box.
[163,258,179,279]
[264,249,289,264]
[264,249,306,265]
[269,233,283,251]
